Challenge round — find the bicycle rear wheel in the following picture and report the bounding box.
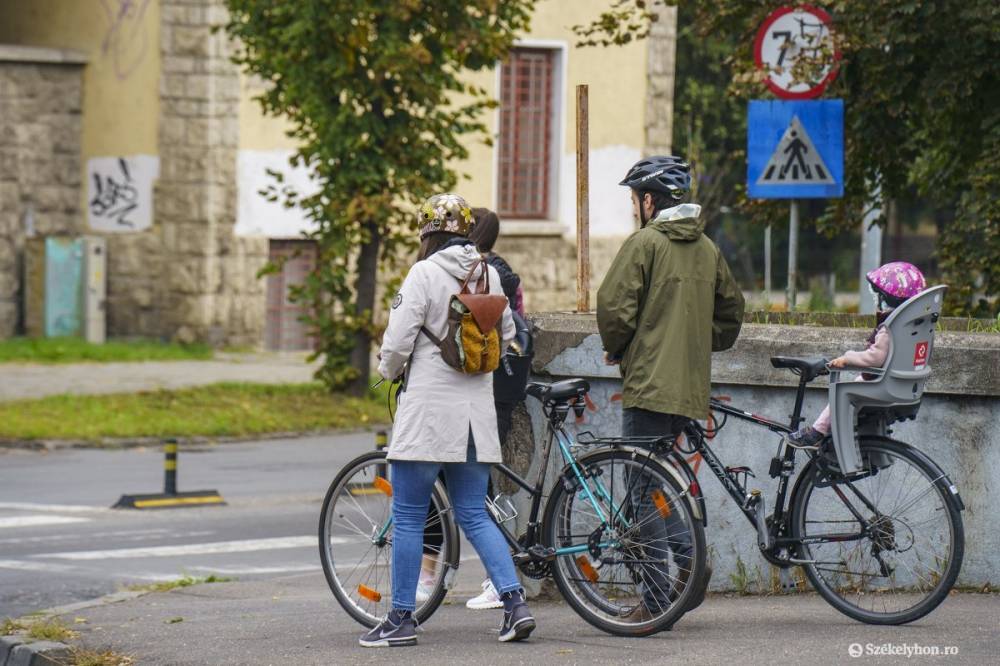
[318,451,459,628]
[791,438,964,624]
[544,448,706,637]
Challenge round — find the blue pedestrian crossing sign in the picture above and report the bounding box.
[747,100,843,199]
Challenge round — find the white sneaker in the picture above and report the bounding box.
[466,578,502,610]
[416,577,435,604]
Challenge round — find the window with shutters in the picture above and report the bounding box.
[497,48,556,220]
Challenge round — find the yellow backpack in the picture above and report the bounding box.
[422,258,507,374]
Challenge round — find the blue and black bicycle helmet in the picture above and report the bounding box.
[620,155,691,226]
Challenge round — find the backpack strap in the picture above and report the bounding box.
[458,258,490,294]
[420,325,443,348]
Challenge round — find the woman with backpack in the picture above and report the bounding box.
[361,193,535,648]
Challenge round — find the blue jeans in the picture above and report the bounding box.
[390,443,521,611]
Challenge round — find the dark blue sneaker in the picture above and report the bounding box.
[786,426,825,448]
[498,589,535,642]
[359,609,417,648]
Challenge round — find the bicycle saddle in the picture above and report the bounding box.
[526,378,590,403]
[770,356,829,382]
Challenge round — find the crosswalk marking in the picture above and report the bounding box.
[0,515,91,529]
[0,559,80,573]
[0,502,106,514]
[35,536,328,560]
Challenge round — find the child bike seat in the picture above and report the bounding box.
[828,285,946,475]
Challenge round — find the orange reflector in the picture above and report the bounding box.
[373,476,392,496]
[358,584,382,602]
[651,489,672,518]
[577,556,599,583]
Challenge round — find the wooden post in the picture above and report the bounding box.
[576,84,590,313]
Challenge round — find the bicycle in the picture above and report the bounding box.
[670,354,965,625]
[319,378,708,637]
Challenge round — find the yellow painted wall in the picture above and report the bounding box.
[0,0,161,195]
[234,0,649,217]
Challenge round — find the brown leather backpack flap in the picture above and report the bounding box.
[456,292,507,332]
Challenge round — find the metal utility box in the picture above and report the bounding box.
[24,236,106,342]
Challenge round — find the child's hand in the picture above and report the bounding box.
[829,356,848,368]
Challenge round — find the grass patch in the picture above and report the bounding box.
[125,574,233,593]
[22,617,79,642]
[0,382,389,441]
[0,337,213,364]
[1,617,26,635]
[70,647,135,666]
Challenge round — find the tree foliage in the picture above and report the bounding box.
[576,1,1000,316]
[224,1,533,393]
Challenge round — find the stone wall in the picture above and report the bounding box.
[515,313,1000,593]
[151,0,266,346]
[0,47,85,338]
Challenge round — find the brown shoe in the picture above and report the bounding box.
[621,603,655,623]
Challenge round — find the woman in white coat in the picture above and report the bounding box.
[359,193,535,648]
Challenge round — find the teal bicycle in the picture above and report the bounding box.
[319,378,707,636]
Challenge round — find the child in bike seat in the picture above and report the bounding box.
[786,262,926,448]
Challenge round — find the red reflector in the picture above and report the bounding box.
[689,481,700,497]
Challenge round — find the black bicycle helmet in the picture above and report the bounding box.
[619,155,691,200]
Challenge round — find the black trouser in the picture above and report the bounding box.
[622,407,694,612]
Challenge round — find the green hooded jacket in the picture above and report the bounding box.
[596,204,745,421]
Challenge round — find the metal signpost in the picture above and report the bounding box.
[749,5,842,310]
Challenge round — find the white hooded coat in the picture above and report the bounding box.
[378,244,515,463]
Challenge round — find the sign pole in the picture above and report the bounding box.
[787,200,799,310]
[576,84,590,313]
[764,224,772,303]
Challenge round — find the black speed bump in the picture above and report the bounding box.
[113,439,226,510]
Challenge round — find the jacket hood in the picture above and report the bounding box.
[427,244,486,282]
[647,203,705,241]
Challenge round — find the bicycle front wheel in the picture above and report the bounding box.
[544,448,706,637]
[318,451,459,628]
[791,438,964,624]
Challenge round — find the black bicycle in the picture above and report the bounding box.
[670,355,965,625]
[319,378,707,637]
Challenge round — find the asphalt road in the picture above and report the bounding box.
[0,432,492,618]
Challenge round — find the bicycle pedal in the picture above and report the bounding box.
[527,544,556,561]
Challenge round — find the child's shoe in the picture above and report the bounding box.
[467,578,502,610]
[785,426,825,448]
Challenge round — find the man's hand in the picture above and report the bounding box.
[829,356,849,369]
[604,352,621,366]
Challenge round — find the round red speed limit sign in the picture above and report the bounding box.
[754,5,840,99]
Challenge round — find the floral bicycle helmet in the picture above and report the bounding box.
[418,193,475,239]
[866,261,926,308]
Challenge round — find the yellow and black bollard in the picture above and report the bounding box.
[375,430,388,480]
[113,438,226,510]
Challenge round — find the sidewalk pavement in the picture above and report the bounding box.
[0,352,321,402]
[62,573,998,665]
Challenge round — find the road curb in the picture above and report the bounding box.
[0,426,384,451]
[1,637,71,666]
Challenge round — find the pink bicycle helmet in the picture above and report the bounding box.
[866,261,926,307]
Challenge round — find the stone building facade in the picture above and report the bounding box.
[0,0,676,346]
[0,46,85,338]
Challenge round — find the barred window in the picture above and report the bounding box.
[497,48,555,219]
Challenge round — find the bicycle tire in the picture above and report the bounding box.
[318,450,459,628]
[790,437,964,625]
[543,447,707,637]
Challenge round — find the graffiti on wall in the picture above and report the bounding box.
[87,155,159,233]
[100,0,153,80]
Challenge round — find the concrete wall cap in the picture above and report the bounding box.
[529,314,1000,397]
[0,44,87,65]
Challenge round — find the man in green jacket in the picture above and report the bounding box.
[597,155,745,623]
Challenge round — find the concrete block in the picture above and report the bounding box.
[0,635,29,664]
[7,640,72,666]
